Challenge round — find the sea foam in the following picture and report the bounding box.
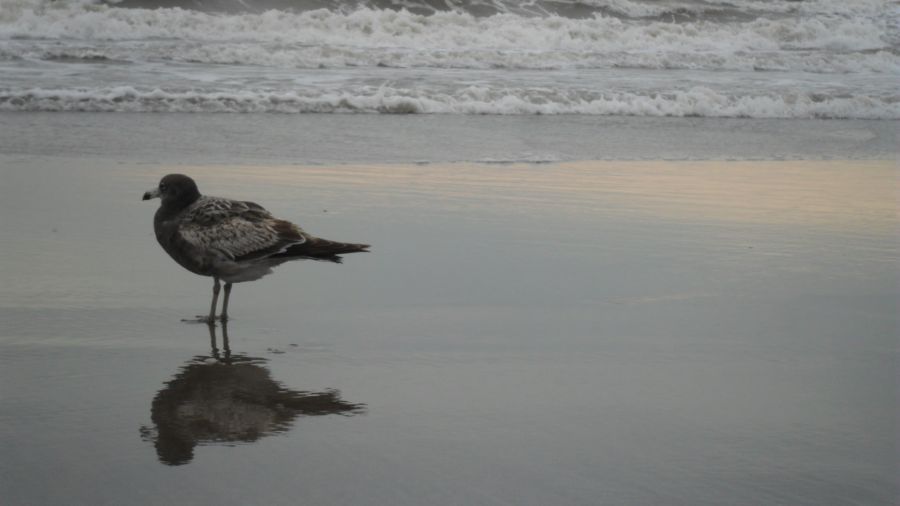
[2,85,896,118]
[0,0,896,118]
[1,2,892,52]
[1,2,896,74]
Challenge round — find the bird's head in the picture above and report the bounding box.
[143,174,201,208]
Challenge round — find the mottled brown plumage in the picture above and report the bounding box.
[143,174,369,323]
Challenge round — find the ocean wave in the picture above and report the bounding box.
[2,0,896,77]
[2,85,896,118]
[2,2,893,55]
[98,0,895,20]
[6,39,897,74]
[2,0,896,120]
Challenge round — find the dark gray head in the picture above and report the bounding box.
[143,174,201,210]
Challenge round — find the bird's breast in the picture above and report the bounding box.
[155,219,216,277]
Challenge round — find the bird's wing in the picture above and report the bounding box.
[177,196,308,262]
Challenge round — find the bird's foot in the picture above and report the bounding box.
[180,314,230,324]
[182,315,220,325]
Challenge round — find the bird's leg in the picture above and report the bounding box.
[182,277,225,324]
[220,282,233,322]
[205,276,221,324]
[209,277,221,322]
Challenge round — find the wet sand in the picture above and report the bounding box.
[0,155,896,505]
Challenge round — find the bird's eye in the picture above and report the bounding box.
[159,183,168,192]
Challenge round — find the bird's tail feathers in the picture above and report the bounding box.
[274,237,369,263]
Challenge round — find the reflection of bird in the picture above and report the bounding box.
[143,174,369,323]
[141,324,364,466]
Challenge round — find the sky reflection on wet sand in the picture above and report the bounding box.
[1,158,896,506]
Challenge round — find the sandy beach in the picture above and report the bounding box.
[3,0,897,501]
[1,122,896,504]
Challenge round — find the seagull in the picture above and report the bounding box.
[143,174,369,323]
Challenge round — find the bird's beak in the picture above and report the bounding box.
[142,188,160,201]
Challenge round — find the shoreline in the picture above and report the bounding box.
[1,113,895,165]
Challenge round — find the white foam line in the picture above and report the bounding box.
[2,85,897,118]
[0,3,892,55]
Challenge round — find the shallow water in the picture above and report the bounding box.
[1,0,897,117]
[0,154,897,505]
[0,113,895,164]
